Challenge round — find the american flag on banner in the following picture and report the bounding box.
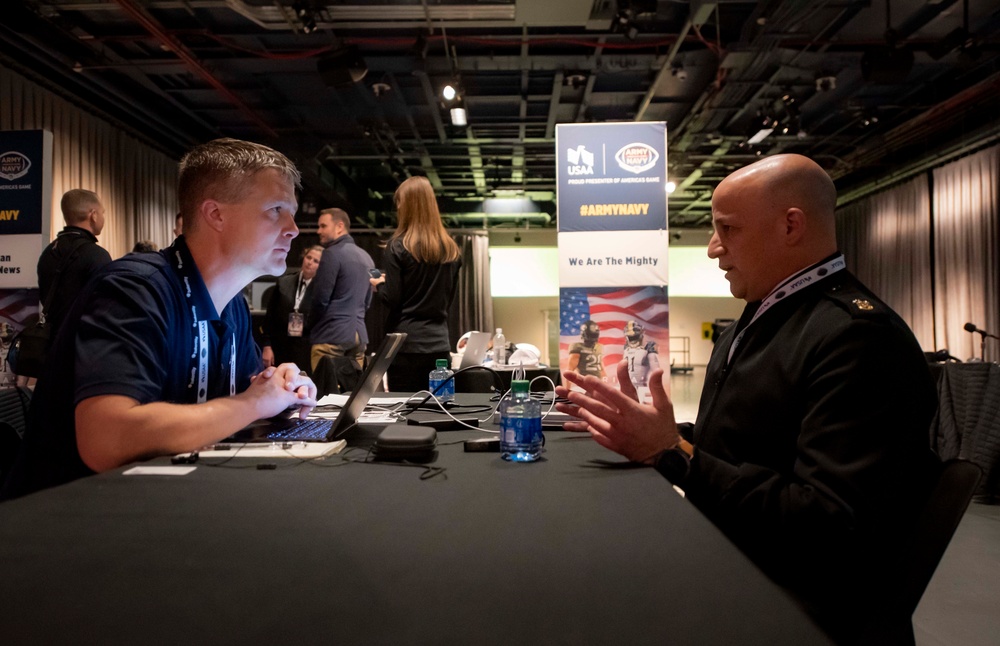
[0,289,39,330]
[559,286,669,377]
[1,288,40,381]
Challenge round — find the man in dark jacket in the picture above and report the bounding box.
[556,154,939,644]
[307,208,374,372]
[36,189,112,340]
[261,245,322,374]
[2,139,316,500]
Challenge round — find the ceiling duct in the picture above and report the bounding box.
[860,46,914,84]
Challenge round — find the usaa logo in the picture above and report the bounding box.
[615,142,659,175]
[0,151,31,181]
[566,145,595,175]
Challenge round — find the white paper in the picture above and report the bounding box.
[197,440,345,459]
[123,466,197,476]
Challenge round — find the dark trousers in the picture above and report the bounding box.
[387,351,451,393]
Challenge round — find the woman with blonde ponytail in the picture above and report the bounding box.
[371,176,462,391]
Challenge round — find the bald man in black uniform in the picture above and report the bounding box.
[556,154,939,644]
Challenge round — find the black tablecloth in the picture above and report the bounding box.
[930,361,1000,499]
[0,395,831,645]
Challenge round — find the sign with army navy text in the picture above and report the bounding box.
[0,130,52,384]
[0,130,53,288]
[556,122,669,392]
[557,121,667,233]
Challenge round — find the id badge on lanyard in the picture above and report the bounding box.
[727,255,846,364]
[288,312,304,337]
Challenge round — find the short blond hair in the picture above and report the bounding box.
[60,189,100,226]
[177,138,301,233]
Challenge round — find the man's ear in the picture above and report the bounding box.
[784,207,806,245]
[199,199,225,233]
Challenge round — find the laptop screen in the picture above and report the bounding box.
[459,331,491,369]
[330,332,407,438]
[226,332,407,443]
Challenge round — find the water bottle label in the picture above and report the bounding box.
[429,376,454,400]
[501,415,543,445]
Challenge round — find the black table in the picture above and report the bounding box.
[929,361,1000,500]
[0,396,832,645]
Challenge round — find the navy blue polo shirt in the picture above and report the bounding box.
[1,237,262,500]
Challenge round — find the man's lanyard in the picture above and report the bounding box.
[727,254,846,365]
[293,276,308,312]
[174,248,237,402]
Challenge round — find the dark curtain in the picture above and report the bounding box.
[931,145,1000,363]
[835,174,934,349]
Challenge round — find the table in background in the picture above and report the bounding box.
[454,365,561,393]
[0,395,831,645]
[929,361,1000,501]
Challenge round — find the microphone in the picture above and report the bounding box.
[964,322,1000,340]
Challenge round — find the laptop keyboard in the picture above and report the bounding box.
[265,418,334,441]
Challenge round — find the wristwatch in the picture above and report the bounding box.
[654,445,691,484]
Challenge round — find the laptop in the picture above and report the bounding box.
[225,332,407,443]
[459,331,492,369]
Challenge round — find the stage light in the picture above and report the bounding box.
[442,84,457,101]
[450,107,467,127]
[748,114,778,144]
[665,181,676,193]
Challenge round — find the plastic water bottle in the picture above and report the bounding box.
[494,328,507,366]
[428,359,455,402]
[500,379,542,462]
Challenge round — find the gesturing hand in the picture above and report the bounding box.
[554,360,679,464]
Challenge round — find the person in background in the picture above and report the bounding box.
[262,245,322,374]
[131,240,157,254]
[555,154,939,643]
[1,138,316,500]
[36,189,113,343]
[307,208,375,373]
[370,176,462,392]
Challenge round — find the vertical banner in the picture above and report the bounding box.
[556,122,668,394]
[0,130,52,383]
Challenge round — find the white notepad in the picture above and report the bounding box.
[191,439,346,460]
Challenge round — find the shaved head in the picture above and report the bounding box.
[721,153,837,237]
[708,154,839,302]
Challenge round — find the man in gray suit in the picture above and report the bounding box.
[307,208,374,372]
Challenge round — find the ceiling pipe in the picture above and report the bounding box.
[834,70,1000,179]
[633,0,720,123]
[109,0,278,139]
[443,213,552,225]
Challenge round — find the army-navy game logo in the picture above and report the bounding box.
[615,142,658,175]
[0,151,31,181]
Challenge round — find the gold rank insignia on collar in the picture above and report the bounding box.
[852,298,874,311]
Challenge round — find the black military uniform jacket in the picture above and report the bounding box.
[666,260,939,640]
